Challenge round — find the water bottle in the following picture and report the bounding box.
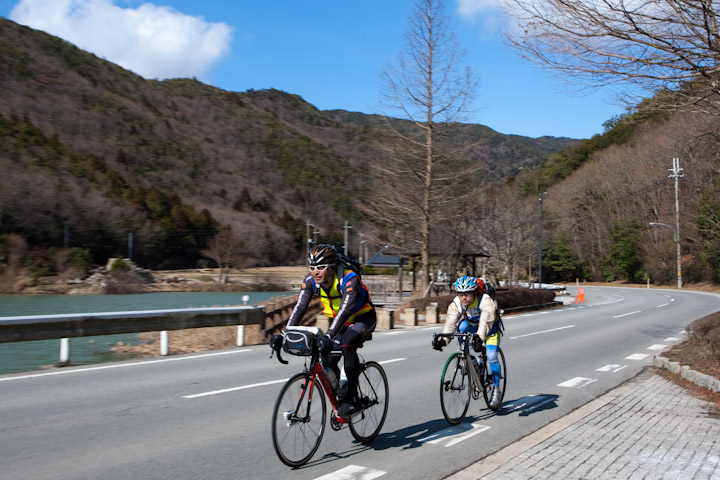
[472,357,482,378]
[324,367,338,392]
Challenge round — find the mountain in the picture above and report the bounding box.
[0,17,576,270]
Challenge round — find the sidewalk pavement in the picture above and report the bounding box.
[449,357,720,479]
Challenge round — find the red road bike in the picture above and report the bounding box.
[270,326,389,467]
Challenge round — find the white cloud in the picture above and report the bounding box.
[9,0,233,80]
[456,0,504,17]
[455,0,514,35]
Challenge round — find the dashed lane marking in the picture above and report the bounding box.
[626,353,651,360]
[647,344,668,351]
[184,358,406,398]
[664,337,682,342]
[313,465,386,480]
[378,358,406,365]
[509,325,575,340]
[557,377,597,388]
[418,421,491,447]
[612,311,641,318]
[596,364,628,373]
[183,378,288,399]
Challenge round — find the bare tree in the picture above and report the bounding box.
[366,0,479,290]
[503,0,720,113]
[202,227,246,283]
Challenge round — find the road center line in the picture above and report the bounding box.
[613,311,641,318]
[510,325,575,340]
[184,358,406,398]
[184,378,288,399]
[379,358,406,365]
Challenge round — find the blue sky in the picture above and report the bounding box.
[0,0,629,139]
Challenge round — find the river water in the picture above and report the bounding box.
[0,291,293,375]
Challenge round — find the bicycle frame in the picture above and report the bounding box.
[280,348,350,424]
[439,332,488,395]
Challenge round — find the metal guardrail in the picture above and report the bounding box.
[0,306,264,364]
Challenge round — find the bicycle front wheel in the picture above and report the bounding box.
[349,361,389,443]
[271,372,327,467]
[440,352,470,425]
[481,346,507,412]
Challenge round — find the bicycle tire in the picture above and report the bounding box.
[271,372,327,467]
[440,352,470,425]
[481,346,507,411]
[349,361,389,443]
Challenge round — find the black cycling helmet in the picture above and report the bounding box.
[307,244,337,266]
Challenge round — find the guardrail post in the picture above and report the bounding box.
[377,309,394,330]
[237,325,245,346]
[60,338,70,364]
[405,308,418,326]
[160,331,169,355]
[425,305,438,324]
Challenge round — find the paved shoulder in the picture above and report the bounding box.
[450,369,720,479]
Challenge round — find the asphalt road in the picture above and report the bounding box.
[2,286,718,480]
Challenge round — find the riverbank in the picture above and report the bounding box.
[15,266,309,295]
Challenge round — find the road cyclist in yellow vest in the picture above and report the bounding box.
[432,275,503,409]
[275,244,376,419]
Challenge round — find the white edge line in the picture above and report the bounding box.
[0,348,253,382]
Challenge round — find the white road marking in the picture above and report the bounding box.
[382,331,408,335]
[378,358,406,365]
[613,311,641,318]
[510,325,575,340]
[626,353,650,360]
[418,421,491,447]
[184,358,406,398]
[665,337,681,342]
[596,364,627,373]
[0,349,253,382]
[313,465,386,480]
[557,377,597,388]
[656,303,669,308]
[184,378,289,399]
[647,344,668,351]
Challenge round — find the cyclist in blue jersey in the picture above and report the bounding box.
[432,275,503,409]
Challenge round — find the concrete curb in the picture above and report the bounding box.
[653,353,720,393]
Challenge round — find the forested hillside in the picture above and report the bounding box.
[494,104,720,286]
[0,17,575,284]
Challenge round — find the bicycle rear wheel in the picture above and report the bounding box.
[440,352,470,425]
[349,361,389,443]
[481,346,507,412]
[271,372,326,467]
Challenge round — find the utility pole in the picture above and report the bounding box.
[128,232,134,261]
[305,220,312,260]
[538,192,547,288]
[669,157,684,288]
[343,221,352,256]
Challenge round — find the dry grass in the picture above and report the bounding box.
[662,311,720,380]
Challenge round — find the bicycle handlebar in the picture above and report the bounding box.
[270,344,289,364]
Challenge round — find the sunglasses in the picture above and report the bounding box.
[309,264,331,272]
[457,292,474,297]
